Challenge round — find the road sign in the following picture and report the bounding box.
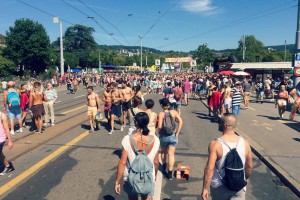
[155,59,160,66]
[294,53,300,67]
[191,60,197,67]
[294,67,300,76]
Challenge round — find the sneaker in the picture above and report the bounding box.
[10,130,15,136]
[43,123,49,126]
[167,170,173,180]
[38,131,44,135]
[29,127,37,132]
[120,125,124,132]
[0,166,13,176]
[16,128,23,133]
[108,130,114,135]
[51,123,55,126]
[89,129,94,133]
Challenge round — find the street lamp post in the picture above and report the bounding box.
[294,0,300,86]
[99,50,101,72]
[53,17,64,76]
[139,36,143,73]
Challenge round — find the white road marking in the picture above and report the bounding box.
[74,95,85,99]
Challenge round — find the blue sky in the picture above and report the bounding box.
[0,0,298,52]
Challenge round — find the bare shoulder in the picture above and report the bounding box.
[209,140,220,150]
[243,138,251,150]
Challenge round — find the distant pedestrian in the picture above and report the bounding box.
[19,84,30,128]
[231,82,243,116]
[209,87,222,121]
[242,79,251,109]
[289,82,300,121]
[276,85,289,119]
[183,78,191,106]
[0,111,14,175]
[3,81,23,135]
[43,83,57,126]
[86,86,101,132]
[158,98,183,180]
[29,82,46,134]
[201,113,253,200]
[144,99,157,136]
[109,82,123,135]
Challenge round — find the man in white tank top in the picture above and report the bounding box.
[201,113,253,200]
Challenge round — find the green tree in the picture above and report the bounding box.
[235,35,266,62]
[193,44,215,69]
[3,18,51,75]
[53,25,97,68]
[0,55,16,78]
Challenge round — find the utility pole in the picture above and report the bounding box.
[139,36,143,73]
[242,35,246,62]
[98,50,101,71]
[294,0,300,86]
[284,40,287,62]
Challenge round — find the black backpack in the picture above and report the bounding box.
[216,137,247,191]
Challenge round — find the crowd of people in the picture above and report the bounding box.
[0,71,299,200]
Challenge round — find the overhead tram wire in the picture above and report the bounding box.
[16,0,105,45]
[78,0,131,45]
[157,3,297,49]
[135,0,180,45]
[60,0,123,45]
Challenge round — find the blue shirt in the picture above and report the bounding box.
[45,89,57,101]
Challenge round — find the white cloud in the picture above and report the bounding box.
[181,0,217,13]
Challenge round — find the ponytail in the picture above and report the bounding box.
[141,126,150,136]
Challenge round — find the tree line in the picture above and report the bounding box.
[0,18,293,79]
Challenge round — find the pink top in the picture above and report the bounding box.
[0,112,6,143]
[183,81,191,94]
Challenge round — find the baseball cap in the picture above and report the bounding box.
[7,81,15,87]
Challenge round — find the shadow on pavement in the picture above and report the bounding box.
[257,114,300,132]
[1,148,78,200]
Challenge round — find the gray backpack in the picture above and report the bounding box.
[160,112,176,135]
[128,135,154,195]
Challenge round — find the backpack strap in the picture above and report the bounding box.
[144,135,154,154]
[130,107,136,117]
[235,137,242,149]
[216,138,232,151]
[129,135,139,155]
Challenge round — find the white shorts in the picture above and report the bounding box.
[224,98,232,109]
[277,99,287,106]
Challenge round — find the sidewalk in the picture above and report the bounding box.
[200,96,300,198]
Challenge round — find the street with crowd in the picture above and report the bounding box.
[0,71,299,199]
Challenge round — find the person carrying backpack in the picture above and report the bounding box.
[0,110,14,175]
[3,81,23,135]
[201,113,253,200]
[158,98,183,180]
[115,112,160,199]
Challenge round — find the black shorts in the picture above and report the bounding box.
[111,103,122,117]
[122,101,132,111]
[0,141,5,158]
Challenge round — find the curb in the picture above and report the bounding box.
[199,97,300,198]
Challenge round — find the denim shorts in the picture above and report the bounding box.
[159,134,178,147]
[174,102,181,110]
[7,107,22,120]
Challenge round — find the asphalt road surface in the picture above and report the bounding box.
[0,85,298,200]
